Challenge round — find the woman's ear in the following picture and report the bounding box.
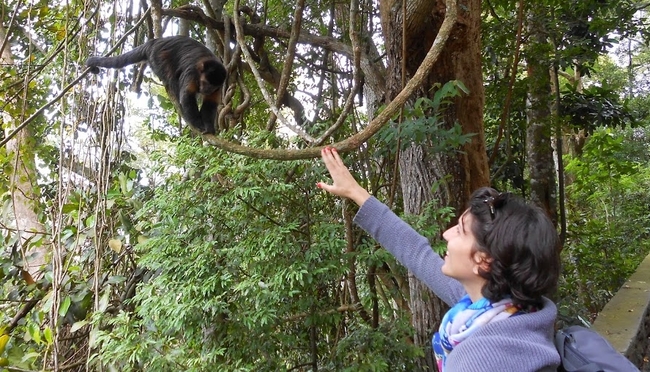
[472,252,492,275]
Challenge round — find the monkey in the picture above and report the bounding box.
[86,36,227,134]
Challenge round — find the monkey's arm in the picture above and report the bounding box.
[200,92,219,135]
[179,89,209,134]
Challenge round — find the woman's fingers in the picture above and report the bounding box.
[322,147,344,175]
[318,147,349,196]
[317,147,371,206]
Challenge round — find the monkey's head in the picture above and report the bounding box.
[197,59,227,95]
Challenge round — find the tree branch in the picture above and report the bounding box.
[161,7,386,96]
[488,0,525,166]
[313,0,363,145]
[232,0,315,142]
[202,0,458,159]
[266,0,305,131]
[0,0,23,59]
[0,8,152,148]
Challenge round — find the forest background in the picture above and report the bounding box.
[2,0,650,371]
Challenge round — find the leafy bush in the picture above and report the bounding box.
[557,128,650,325]
[90,136,422,371]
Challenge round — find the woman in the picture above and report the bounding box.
[317,147,561,371]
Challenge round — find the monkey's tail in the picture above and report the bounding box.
[86,42,151,73]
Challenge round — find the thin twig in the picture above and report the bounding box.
[203,0,459,159]
[266,0,305,131]
[313,0,362,145]
[0,8,151,148]
[488,0,525,166]
[232,0,315,142]
[0,0,23,58]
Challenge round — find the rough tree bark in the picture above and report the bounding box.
[525,9,557,223]
[380,0,489,370]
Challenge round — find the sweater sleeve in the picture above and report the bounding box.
[353,196,465,306]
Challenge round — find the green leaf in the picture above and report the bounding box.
[61,203,78,213]
[27,323,41,345]
[21,352,41,363]
[59,296,71,318]
[43,326,53,345]
[98,288,110,313]
[70,320,89,333]
[106,275,126,284]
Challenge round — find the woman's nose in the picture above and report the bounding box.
[442,225,456,242]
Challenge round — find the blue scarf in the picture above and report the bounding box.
[432,295,519,371]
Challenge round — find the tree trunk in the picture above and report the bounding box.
[525,10,557,223]
[1,23,48,282]
[380,0,488,370]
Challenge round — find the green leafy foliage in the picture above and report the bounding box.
[90,137,424,371]
[322,321,423,371]
[376,81,474,154]
[558,128,650,324]
[401,181,455,256]
[561,84,636,133]
[4,0,650,370]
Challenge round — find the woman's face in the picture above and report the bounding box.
[441,211,486,284]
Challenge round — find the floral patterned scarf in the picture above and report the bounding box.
[432,295,520,371]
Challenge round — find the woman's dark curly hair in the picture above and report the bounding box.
[467,187,561,311]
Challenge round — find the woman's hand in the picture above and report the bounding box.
[317,147,371,206]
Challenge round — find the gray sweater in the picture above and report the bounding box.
[354,197,561,371]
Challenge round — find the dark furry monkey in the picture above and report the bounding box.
[86,36,227,134]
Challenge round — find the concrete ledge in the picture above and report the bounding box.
[591,252,650,367]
